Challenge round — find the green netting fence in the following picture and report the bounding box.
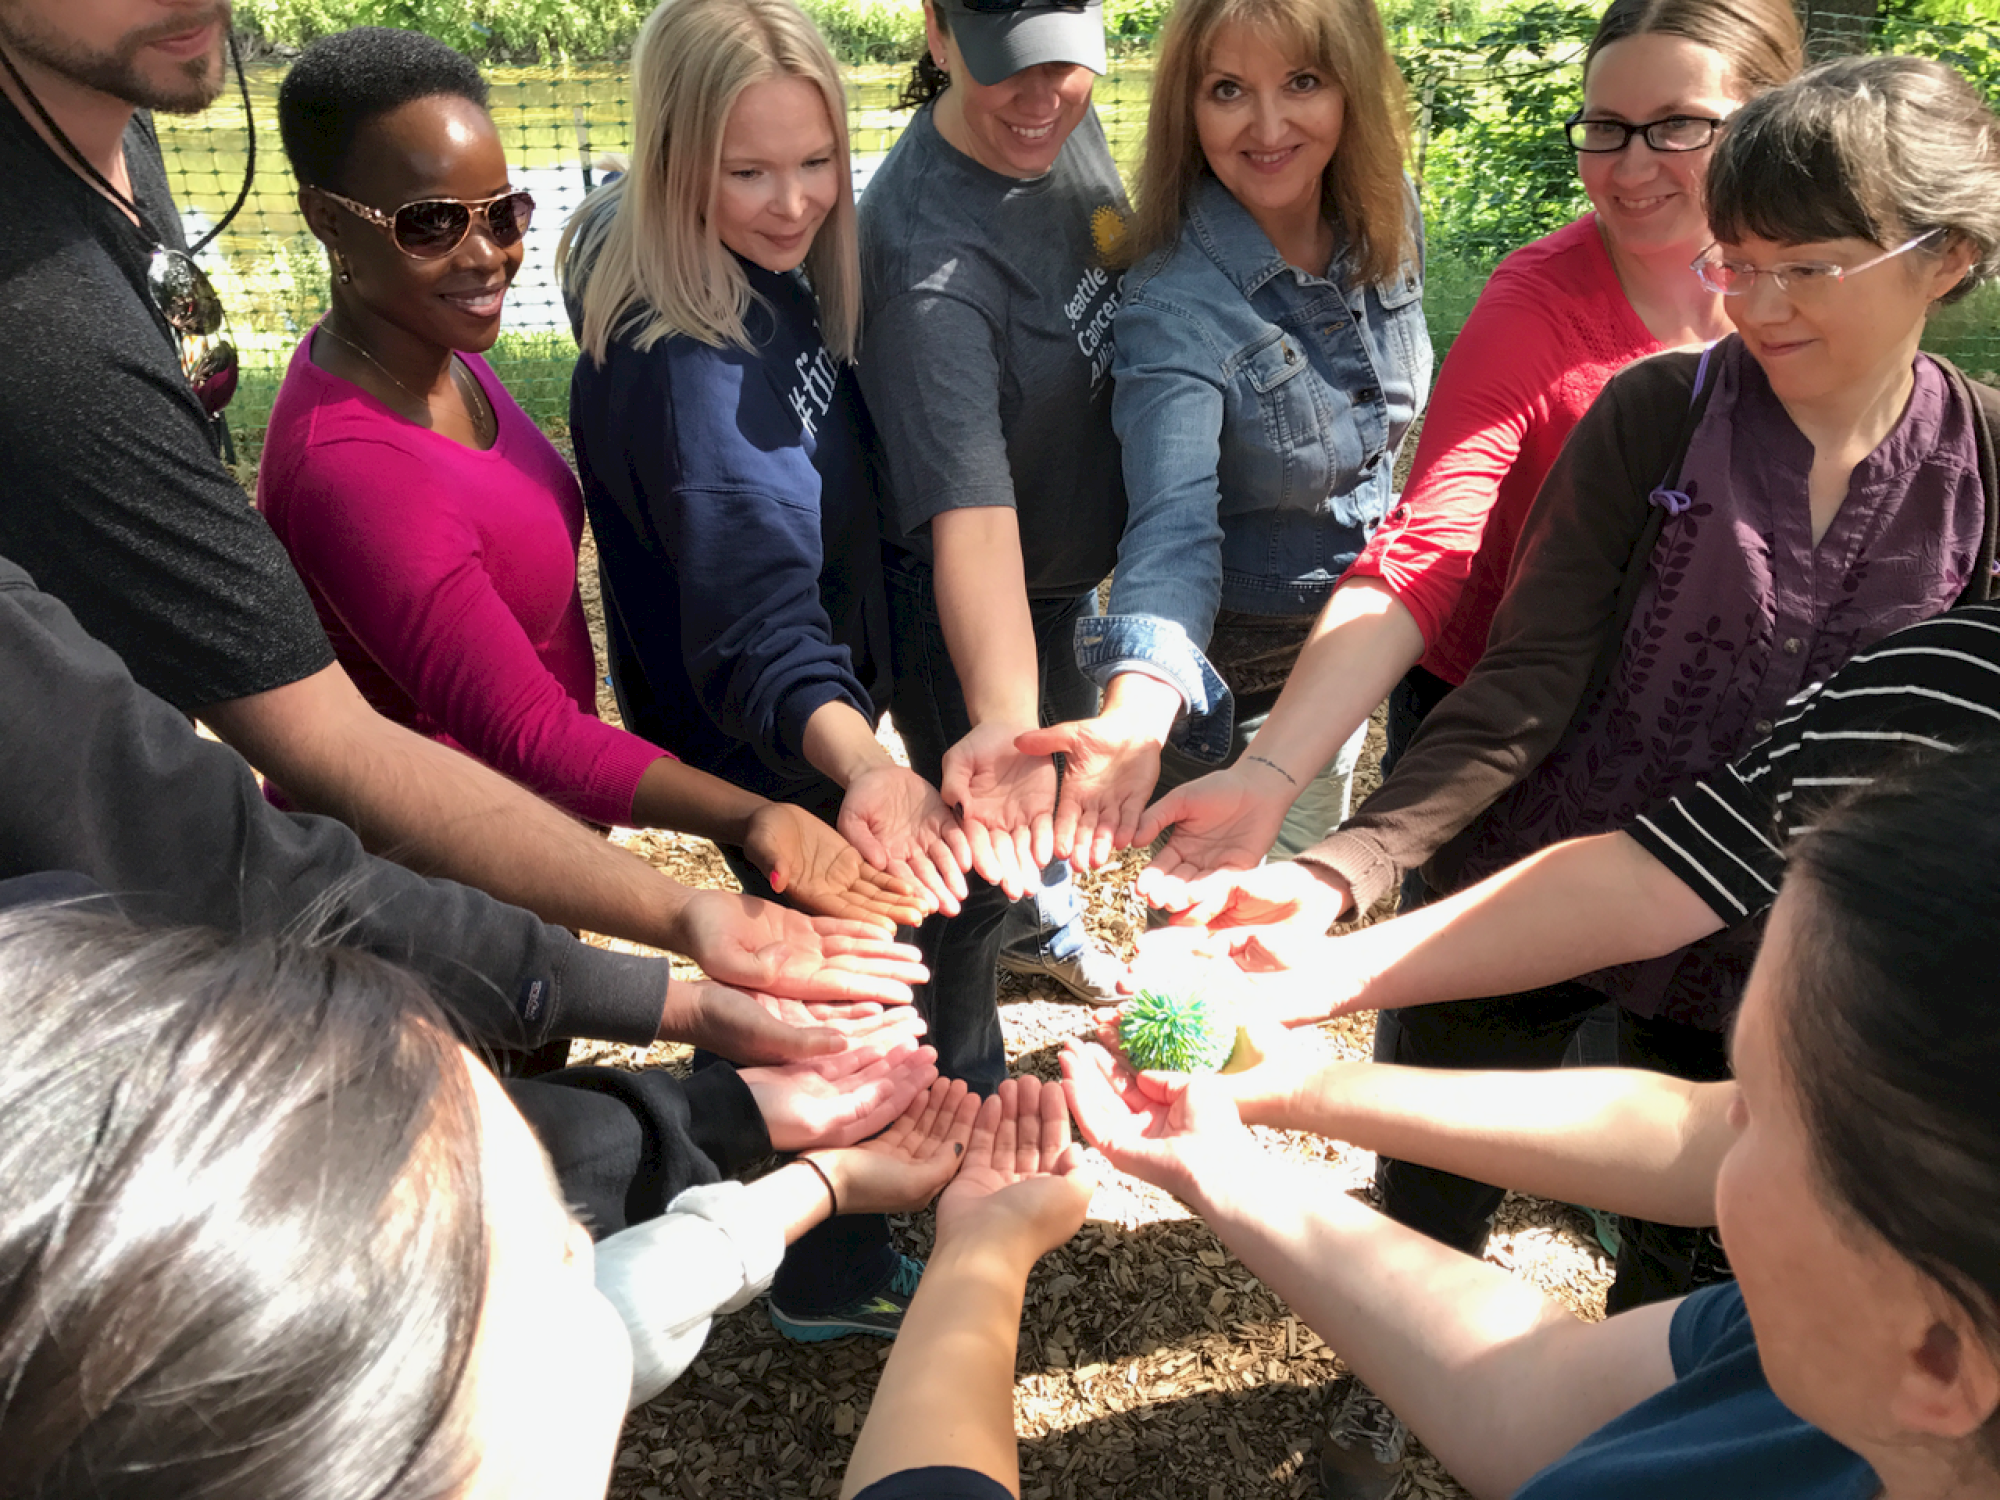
[160,10,2000,463]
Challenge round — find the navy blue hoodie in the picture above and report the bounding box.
[568,249,892,804]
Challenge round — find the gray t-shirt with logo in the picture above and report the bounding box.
[857,103,1128,600]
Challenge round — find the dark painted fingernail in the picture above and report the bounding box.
[953,1143,963,1155]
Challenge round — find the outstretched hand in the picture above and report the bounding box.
[1016,712,1166,872]
[657,977,925,1064]
[1140,857,1352,937]
[1134,760,1295,905]
[671,890,930,1006]
[940,721,1057,899]
[740,1030,940,1152]
[1061,1040,1257,1206]
[838,765,974,917]
[819,1077,982,1216]
[743,801,928,929]
[933,1075,1096,1258]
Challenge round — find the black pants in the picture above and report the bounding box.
[711,783,902,1317]
[1374,669,1733,1311]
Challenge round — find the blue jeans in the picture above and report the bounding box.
[885,552,1099,1093]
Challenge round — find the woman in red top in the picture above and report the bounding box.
[258,27,920,932]
[1137,0,1801,906]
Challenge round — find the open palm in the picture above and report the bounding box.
[934,1075,1095,1255]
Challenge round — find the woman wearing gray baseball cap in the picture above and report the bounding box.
[857,0,1133,1084]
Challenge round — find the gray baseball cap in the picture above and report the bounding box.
[940,0,1108,86]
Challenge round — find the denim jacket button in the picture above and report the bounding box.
[1356,387,1378,403]
[1283,344,1297,364]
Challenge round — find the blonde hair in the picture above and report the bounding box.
[1124,0,1412,284]
[558,0,861,364]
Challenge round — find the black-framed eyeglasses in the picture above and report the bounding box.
[1563,111,1725,153]
[147,246,237,418]
[312,186,536,260]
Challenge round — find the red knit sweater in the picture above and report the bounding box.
[1347,215,1663,684]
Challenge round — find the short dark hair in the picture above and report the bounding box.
[0,907,488,1499]
[278,26,491,191]
[1706,55,2000,304]
[1780,740,2000,1358]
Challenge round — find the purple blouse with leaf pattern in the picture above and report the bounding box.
[1457,339,1986,1026]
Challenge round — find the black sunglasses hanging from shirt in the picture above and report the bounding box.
[0,33,254,419]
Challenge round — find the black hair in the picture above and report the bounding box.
[277,26,492,191]
[1780,740,2000,1354]
[0,907,488,1499]
[899,1,953,110]
[1705,55,2000,305]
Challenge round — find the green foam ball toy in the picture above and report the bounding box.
[1118,985,1245,1075]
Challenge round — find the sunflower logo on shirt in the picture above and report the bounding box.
[1091,204,1128,265]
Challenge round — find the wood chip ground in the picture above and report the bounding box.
[569,525,1613,1500]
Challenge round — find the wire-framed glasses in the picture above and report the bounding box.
[1563,111,1725,153]
[1691,227,1945,300]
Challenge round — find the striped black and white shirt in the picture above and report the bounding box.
[1630,603,2000,923]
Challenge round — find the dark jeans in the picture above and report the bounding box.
[1372,972,1732,1311]
[1373,666,1731,1311]
[710,782,900,1317]
[884,552,1099,1094]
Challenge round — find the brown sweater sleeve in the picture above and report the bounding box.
[1298,349,1705,911]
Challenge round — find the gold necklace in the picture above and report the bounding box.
[319,320,494,443]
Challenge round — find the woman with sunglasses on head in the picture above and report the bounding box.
[1138,0,1800,899]
[1131,53,2000,1311]
[260,28,923,940]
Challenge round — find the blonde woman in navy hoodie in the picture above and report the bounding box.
[560,0,974,1343]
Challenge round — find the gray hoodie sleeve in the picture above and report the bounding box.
[0,558,668,1050]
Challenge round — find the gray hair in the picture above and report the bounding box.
[0,906,488,1499]
[1706,54,2000,304]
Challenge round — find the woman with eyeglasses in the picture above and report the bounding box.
[258,27,923,942]
[1128,53,2000,1311]
[1138,0,1799,893]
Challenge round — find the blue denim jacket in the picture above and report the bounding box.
[1078,174,1431,762]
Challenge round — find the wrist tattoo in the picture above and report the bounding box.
[1244,754,1300,789]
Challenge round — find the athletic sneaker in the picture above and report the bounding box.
[768,1255,924,1343]
[997,941,1124,1003]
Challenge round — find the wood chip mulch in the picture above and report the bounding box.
[569,530,1614,1500]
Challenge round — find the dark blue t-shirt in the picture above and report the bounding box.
[1517,1283,1877,1498]
[852,1467,1010,1500]
[568,236,893,804]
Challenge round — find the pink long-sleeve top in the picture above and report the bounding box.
[1345,215,1665,685]
[258,331,668,827]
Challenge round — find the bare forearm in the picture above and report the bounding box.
[802,700,897,789]
[930,507,1040,727]
[629,756,765,845]
[840,1235,1036,1498]
[1315,833,1725,1017]
[202,666,693,949]
[1188,1151,1646,1500]
[1240,581,1424,783]
[1251,1062,1731,1227]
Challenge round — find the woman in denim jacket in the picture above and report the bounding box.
[1025,0,1429,869]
